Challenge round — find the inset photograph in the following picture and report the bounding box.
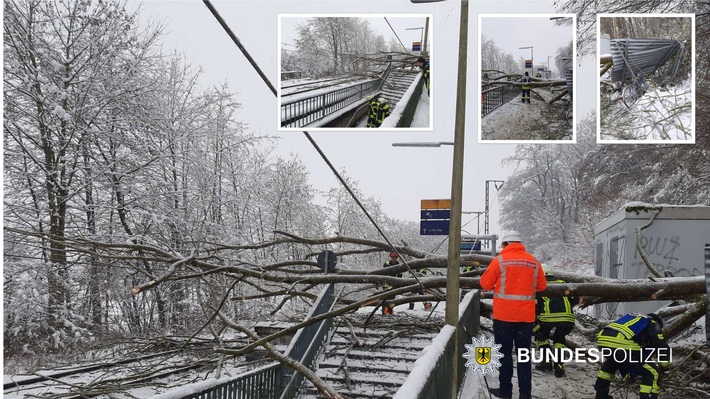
[278,14,432,131]
[598,14,694,142]
[479,15,575,142]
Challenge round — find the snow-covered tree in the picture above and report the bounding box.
[288,17,389,78]
[3,0,166,351]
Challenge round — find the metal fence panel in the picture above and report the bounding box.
[481,85,518,117]
[281,80,380,128]
[610,39,681,84]
[279,284,336,399]
[176,284,336,399]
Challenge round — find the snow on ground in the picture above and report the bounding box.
[481,96,572,141]
[600,77,693,141]
[459,318,601,399]
[459,354,600,399]
[411,90,431,128]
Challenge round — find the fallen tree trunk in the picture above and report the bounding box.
[546,276,706,301]
[664,296,709,340]
[485,80,567,88]
[547,89,570,104]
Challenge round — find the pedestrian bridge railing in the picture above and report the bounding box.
[481,85,518,117]
[281,79,380,128]
[171,283,337,399]
[392,290,481,399]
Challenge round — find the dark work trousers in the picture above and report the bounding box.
[536,322,574,346]
[493,319,534,397]
[521,88,531,102]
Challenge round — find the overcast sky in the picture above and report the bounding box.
[280,15,432,53]
[481,15,574,76]
[136,0,598,239]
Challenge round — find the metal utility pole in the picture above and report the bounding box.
[423,17,430,58]
[484,180,505,243]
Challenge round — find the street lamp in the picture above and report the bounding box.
[406,26,424,54]
[408,1,467,398]
[391,141,454,147]
[519,46,533,70]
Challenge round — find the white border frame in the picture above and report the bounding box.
[596,13,696,144]
[277,13,434,132]
[477,13,577,144]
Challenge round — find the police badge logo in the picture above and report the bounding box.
[476,346,491,365]
[463,335,503,375]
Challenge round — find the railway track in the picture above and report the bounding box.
[3,339,265,398]
[281,75,374,97]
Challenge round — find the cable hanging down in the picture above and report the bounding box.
[202,0,435,297]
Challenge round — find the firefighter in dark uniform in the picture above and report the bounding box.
[410,266,432,310]
[367,97,391,128]
[534,264,579,377]
[366,96,379,127]
[521,71,531,103]
[416,56,430,96]
[594,313,671,399]
[381,252,401,315]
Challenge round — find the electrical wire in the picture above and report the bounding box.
[383,17,410,54]
[202,0,435,298]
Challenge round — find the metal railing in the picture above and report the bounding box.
[175,363,282,399]
[176,283,337,399]
[281,71,303,80]
[279,284,336,399]
[281,79,380,128]
[377,62,393,92]
[395,73,423,128]
[481,85,518,117]
[393,290,481,399]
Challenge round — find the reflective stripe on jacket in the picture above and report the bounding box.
[597,314,670,365]
[480,242,547,322]
[369,100,379,118]
[521,75,531,89]
[537,278,575,323]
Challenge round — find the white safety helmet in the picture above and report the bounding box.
[501,231,522,244]
[542,263,554,276]
[378,97,386,104]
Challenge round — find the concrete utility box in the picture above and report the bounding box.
[594,203,710,319]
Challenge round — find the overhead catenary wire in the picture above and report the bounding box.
[383,17,410,54]
[202,0,435,299]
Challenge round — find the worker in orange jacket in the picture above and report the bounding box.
[480,231,547,399]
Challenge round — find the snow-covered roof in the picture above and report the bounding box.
[594,203,710,233]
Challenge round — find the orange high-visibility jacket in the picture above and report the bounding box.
[480,243,547,322]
